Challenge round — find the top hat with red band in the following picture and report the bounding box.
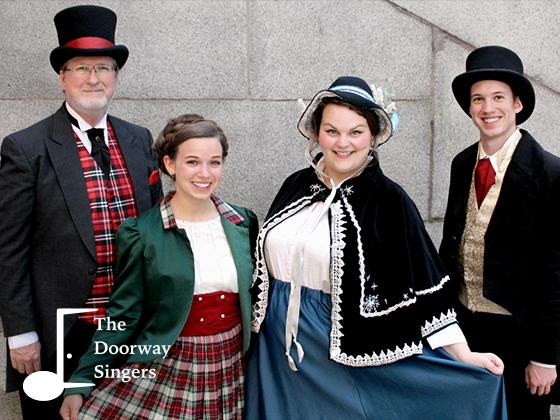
[49,5,129,72]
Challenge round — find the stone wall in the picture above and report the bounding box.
[1,1,559,418]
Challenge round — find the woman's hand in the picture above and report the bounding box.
[443,342,504,375]
[60,394,83,420]
[459,351,504,375]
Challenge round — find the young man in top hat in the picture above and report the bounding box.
[0,5,162,419]
[440,45,560,419]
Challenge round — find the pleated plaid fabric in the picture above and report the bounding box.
[76,122,138,322]
[79,323,244,419]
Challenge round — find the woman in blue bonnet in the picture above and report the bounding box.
[245,76,507,419]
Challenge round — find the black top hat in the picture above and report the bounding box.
[49,5,129,72]
[298,76,393,145]
[452,46,535,124]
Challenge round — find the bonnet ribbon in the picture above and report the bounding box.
[283,151,374,371]
[284,178,337,371]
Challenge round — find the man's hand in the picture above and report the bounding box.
[10,341,41,375]
[525,363,557,396]
[60,394,83,420]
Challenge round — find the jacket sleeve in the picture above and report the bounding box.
[65,217,145,397]
[438,156,464,296]
[144,128,163,207]
[0,136,37,337]
[530,161,560,364]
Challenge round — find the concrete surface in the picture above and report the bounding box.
[1,1,559,418]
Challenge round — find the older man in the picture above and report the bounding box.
[440,45,560,419]
[0,5,162,418]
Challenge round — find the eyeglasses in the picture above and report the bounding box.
[63,64,118,77]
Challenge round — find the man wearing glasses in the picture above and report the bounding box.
[0,6,162,418]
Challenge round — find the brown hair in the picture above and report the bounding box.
[153,114,228,177]
[310,97,380,138]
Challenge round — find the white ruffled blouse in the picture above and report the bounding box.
[176,217,238,294]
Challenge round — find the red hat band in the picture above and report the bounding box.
[64,37,115,49]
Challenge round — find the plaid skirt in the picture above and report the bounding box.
[79,323,244,419]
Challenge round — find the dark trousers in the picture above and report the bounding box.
[457,305,552,420]
[16,320,97,420]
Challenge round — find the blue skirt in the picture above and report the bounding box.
[245,279,507,420]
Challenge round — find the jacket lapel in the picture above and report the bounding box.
[109,116,151,212]
[489,132,541,229]
[450,143,477,226]
[220,217,252,290]
[501,132,540,194]
[45,105,96,259]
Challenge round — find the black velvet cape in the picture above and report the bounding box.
[251,162,458,366]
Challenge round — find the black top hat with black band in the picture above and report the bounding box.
[298,76,393,146]
[452,46,535,124]
[49,5,129,72]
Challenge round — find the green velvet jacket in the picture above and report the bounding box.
[66,193,258,396]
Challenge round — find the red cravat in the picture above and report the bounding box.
[475,158,496,207]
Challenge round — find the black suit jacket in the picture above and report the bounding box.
[0,105,162,391]
[440,129,560,365]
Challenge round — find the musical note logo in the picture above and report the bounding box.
[22,308,97,401]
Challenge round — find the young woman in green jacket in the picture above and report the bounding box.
[60,114,258,420]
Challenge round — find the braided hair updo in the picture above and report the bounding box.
[153,114,229,177]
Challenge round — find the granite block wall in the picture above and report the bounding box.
[1,1,558,417]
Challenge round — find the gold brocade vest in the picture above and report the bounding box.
[458,131,521,314]
[458,178,511,314]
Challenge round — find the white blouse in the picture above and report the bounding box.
[176,217,238,294]
[265,202,331,293]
